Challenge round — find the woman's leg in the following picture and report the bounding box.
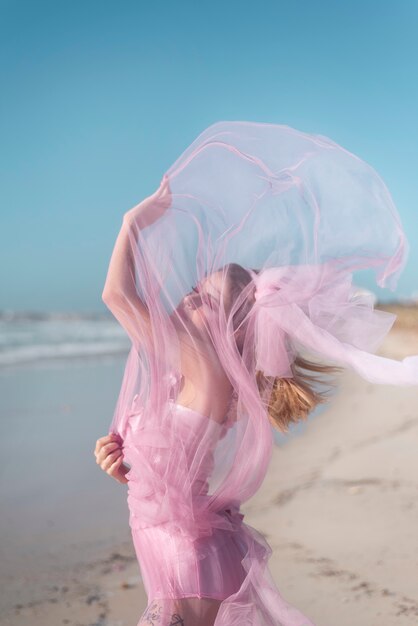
[138,596,222,626]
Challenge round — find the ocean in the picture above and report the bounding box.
[0,310,131,370]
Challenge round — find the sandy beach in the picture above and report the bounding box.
[1,315,418,626]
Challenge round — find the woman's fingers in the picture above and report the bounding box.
[94,434,112,456]
[108,454,124,472]
[101,448,122,472]
[108,455,128,484]
[96,441,121,466]
[95,439,119,460]
[160,174,171,195]
[153,174,172,206]
[94,433,128,483]
[94,433,121,457]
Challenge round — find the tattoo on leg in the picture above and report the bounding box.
[140,601,185,626]
[141,601,163,624]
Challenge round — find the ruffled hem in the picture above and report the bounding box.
[134,518,317,626]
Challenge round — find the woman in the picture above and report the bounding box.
[94,121,418,626]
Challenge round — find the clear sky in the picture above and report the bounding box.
[1,0,417,312]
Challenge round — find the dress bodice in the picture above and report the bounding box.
[125,368,233,438]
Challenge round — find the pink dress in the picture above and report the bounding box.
[120,373,317,626]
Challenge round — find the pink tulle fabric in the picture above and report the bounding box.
[101,121,418,626]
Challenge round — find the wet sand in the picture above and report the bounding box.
[1,324,418,625]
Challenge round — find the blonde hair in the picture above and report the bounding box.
[225,263,344,433]
[256,357,343,433]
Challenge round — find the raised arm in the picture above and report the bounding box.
[101,175,171,346]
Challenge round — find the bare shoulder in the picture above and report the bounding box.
[174,331,233,424]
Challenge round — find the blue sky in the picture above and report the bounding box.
[1,0,417,312]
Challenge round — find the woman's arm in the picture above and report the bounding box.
[101,214,151,337]
[101,175,171,344]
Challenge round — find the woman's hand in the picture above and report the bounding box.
[94,433,129,485]
[124,174,172,230]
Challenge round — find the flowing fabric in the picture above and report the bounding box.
[101,121,418,626]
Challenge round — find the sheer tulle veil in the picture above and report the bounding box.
[101,121,418,626]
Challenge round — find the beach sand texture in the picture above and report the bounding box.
[1,310,418,626]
